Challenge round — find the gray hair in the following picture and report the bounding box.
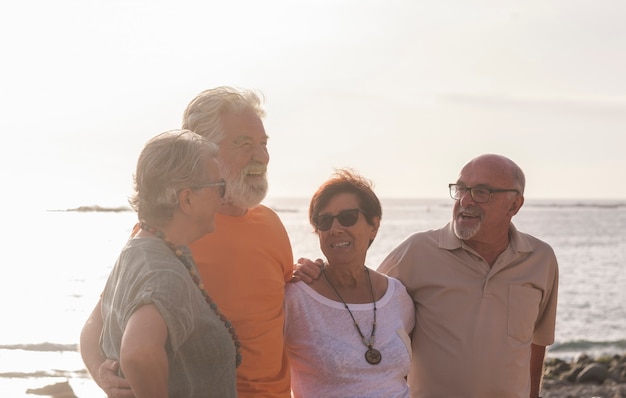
[510,159,526,194]
[129,129,219,225]
[182,86,265,143]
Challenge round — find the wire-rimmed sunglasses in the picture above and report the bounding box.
[312,208,366,231]
[191,179,226,199]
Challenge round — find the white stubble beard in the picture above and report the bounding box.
[453,207,483,240]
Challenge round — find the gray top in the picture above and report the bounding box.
[100,236,236,398]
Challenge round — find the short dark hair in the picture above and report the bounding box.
[309,169,382,245]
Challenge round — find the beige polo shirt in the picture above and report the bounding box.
[378,222,559,398]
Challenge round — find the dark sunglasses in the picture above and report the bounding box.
[312,208,366,231]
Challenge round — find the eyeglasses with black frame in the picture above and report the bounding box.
[312,208,366,231]
[448,183,519,203]
[191,179,226,199]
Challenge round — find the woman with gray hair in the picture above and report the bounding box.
[98,129,239,397]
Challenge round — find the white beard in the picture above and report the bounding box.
[221,161,268,209]
[453,219,481,240]
[453,206,483,240]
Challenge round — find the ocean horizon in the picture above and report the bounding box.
[1,197,625,396]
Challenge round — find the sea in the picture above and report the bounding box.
[1,197,625,397]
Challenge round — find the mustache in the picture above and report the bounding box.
[242,162,267,176]
[456,206,482,218]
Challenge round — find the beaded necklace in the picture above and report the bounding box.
[322,266,381,365]
[140,222,242,367]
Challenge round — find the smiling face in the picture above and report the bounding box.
[452,155,524,246]
[218,107,270,209]
[316,192,379,268]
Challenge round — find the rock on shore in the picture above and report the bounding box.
[26,381,77,398]
[542,353,626,398]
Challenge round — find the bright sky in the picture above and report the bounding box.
[2,0,625,210]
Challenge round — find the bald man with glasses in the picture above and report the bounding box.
[379,154,559,398]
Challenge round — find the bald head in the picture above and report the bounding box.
[462,154,526,194]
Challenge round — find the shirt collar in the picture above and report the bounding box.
[439,221,534,253]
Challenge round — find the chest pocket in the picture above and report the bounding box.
[507,284,542,344]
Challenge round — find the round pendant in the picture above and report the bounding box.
[365,348,382,365]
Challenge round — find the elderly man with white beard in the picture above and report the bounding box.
[80,87,294,398]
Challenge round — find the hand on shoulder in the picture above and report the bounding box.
[291,258,324,284]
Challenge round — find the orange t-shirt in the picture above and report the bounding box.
[189,205,294,398]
